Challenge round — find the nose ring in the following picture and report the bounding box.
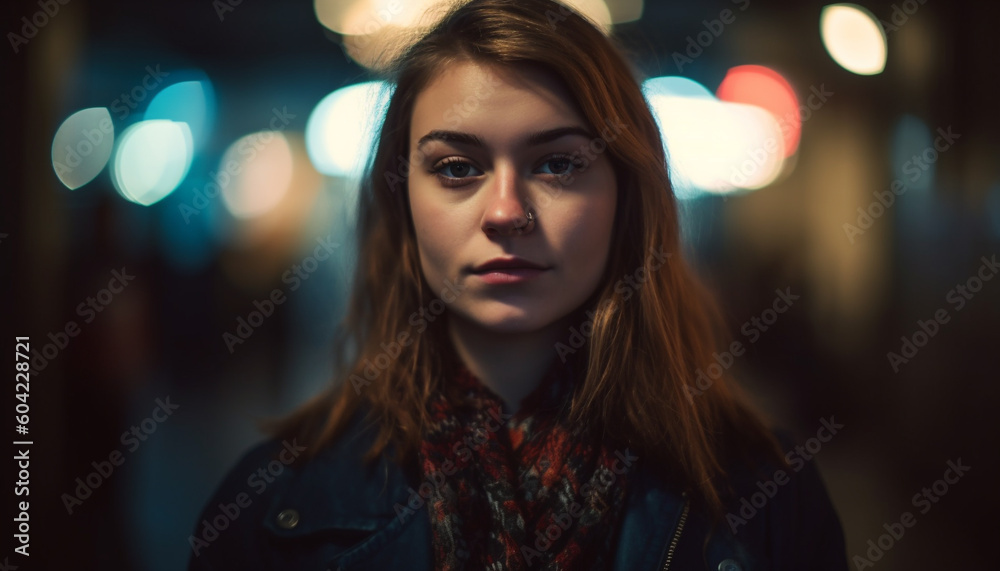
[515,209,535,235]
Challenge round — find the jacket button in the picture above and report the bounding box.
[718,559,742,571]
[276,509,300,529]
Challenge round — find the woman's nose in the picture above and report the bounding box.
[481,164,534,236]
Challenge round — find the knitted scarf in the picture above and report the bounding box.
[417,356,635,570]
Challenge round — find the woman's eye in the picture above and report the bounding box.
[434,160,483,180]
[537,155,582,176]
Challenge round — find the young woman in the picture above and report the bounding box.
[188,0,847,569]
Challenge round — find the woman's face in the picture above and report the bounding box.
[407,60,617,333]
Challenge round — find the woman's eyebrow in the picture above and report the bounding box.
[524,126,595,145]
[416,130,485,150]
[416,126,594,151]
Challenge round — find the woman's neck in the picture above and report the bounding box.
[446,311,574,415]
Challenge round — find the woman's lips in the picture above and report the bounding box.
[472,267,547,284]
[469,255,550,284]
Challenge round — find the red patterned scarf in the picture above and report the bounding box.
[417,356,635,570]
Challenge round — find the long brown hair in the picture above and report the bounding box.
[274,0,785,519]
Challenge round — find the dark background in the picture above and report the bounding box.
[2,0,998,568]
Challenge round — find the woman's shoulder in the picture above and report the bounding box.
[186,405,420,570]
[715,425,849,570]
[612,422,846,570]
[186,436,310,569]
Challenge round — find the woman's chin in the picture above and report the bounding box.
[451,307,557,335]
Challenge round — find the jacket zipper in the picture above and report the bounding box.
[661,494,690,571]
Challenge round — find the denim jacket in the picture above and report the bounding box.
[187,408,848,571]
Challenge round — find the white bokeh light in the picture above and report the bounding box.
[51,107,116,190]
[305,81,391,177]
[821,4,888,75]
[112,120,194,206]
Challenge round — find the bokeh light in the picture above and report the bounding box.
[305,81,392,178]
[219,131,295,219]
[316,0,453,34]
[644,77,785,198]
[51,107,116,190]
[891,114,934,193]
[559,0,613,29]
[145,77,216,148]
[320,0,623,70]
[111,120,194,206]
[717,65,801,157]
[604,0,644,24]
[214,133,326,285]
[820,4,887,75]
[316,0,448,69]
[643,75,716,99]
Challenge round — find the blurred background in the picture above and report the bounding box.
[2,0,998,568]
